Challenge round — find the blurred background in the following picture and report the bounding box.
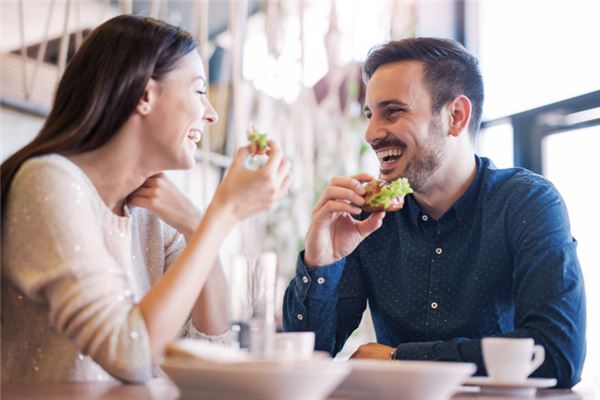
[1,0,599,389]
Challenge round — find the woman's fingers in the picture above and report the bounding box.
[128,193,154,208]
[263,140,283,174]
[275,158,292,186]
[129,187,155,199]
[276,171,294,200]
[232,145,251,167]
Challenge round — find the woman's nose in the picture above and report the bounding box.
[203,99,219,125]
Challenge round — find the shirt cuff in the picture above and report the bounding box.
[393,341,439,361]
[393,340,466,362]
[294,251,346,299]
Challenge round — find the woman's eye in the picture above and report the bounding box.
[196,90,207,95]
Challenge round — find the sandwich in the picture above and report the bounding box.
[247,124,269,155]
[361,177,413,212]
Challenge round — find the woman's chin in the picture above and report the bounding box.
[182,157,196,170]
[169,155,196,171]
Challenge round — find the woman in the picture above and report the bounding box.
[0,15,292,383]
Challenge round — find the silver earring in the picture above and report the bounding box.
[142,105,151,114]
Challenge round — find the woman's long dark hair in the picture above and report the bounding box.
[1,15,197,217]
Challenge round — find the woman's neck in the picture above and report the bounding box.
[67,137,153,216]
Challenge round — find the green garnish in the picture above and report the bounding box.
[247,126,268,151]
[365,177,414,209]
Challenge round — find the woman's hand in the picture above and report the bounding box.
[128,173,202,239]
[211,139,292,224]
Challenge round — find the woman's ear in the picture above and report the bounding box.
[136,79,158,116]
[447,95,472,137]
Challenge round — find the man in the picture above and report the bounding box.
[283,38,585,388]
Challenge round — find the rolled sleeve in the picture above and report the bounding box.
[296,252,346,299]
[283,252,345,332]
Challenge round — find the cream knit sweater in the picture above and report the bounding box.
[1,154,213,383]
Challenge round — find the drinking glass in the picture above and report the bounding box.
[229,252,278,357]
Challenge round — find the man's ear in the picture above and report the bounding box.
[447,95,472,137]
[136,79,158,116]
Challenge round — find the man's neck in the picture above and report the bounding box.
[412,151,477,220]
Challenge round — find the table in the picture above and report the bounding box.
[2,379,596,400]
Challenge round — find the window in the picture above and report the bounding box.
[544,126,600,381]
[475,1,600,385]
[477,1,600,120]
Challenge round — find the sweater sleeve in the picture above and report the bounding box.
[163,224,185,269]
[2,159,153,383]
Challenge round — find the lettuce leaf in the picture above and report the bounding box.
[247,127,268,151]
[365,177,414,208]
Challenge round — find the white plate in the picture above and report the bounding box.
[464,376,557,397]
[161,357,351,400]
[332,360,477,400]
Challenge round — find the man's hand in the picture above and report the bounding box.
[304,173,385,268]
[350,342,395,360]
[128,173,202,239]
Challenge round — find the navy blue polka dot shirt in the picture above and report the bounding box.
[283,156,585,388]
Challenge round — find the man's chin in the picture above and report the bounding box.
[379,167,404,181]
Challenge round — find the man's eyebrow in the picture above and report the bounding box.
[377,100,409,108]
[363,100,410,114]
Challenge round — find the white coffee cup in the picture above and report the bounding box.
[482,337,545,382]
[273,332,315,360]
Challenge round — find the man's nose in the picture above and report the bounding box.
[364,118,386,147]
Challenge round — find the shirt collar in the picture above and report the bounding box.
[404,194,422,229]
[402,155,485,227]
[452,155,485,226]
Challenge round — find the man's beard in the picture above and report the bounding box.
[403,115,446,191]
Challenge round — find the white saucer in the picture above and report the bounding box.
[464,376,557,397]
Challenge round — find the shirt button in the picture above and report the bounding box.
[421,214,429,222]
[435,247,443,255]
[431,302,438,309]
[317,277,325,284]
[297,314,304,321]
[302,276,309,284]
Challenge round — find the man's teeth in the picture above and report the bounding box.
[376,148,402,162]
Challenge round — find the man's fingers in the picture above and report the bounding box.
[331,176,368,194]
[356,211,385,238]
[313,175,369,211]
[315,200,362,218]
[350,173,376,183]
[314,186,365,213]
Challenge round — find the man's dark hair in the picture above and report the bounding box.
[363,38,484,138]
